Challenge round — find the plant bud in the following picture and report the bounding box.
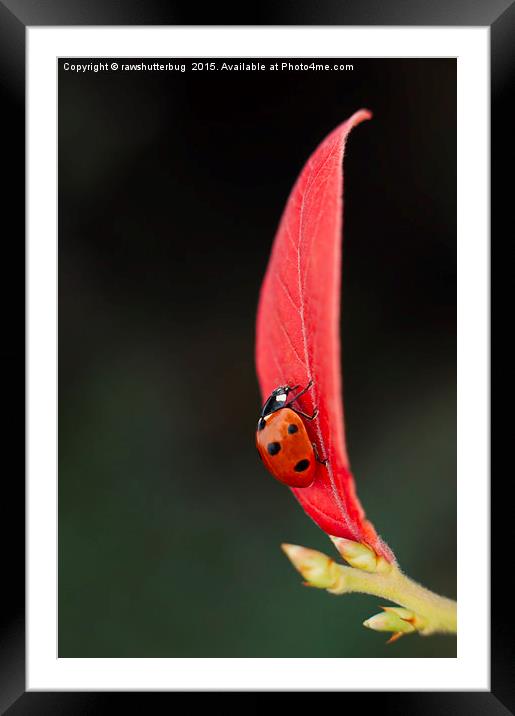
[330,537,380,572]
[363,609,416,635]
[281,544,341,589]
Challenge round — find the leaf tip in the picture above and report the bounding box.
[354,107,373,122]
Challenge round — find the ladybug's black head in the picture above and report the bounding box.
[260,385,292,419]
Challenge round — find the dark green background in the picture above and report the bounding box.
[58,58,456,657]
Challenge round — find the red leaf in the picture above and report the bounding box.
[255,110,394,562]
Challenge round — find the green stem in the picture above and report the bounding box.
[330,563,456,635]
[281,543,456,637]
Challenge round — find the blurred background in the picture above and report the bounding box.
[58,58,456,658]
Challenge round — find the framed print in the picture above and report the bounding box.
[1,0,501,710]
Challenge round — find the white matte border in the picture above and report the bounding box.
[27,26,489,691]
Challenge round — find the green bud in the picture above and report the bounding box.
[363,609,416,635]
[281,543,341,589]
[330,537,379,572]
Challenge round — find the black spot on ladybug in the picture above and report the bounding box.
[267,442,281,456]
[287,424,298,434]
[258,418,266,431]
[294,459,310,472]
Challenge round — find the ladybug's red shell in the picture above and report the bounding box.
[256,407,316,488]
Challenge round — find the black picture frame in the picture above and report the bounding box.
[2,1,499,711]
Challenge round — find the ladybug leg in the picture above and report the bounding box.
[292,407,319,421]
[287,379,314,404]
[312,442,328,466]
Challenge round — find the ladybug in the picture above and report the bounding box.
[256,380,326,488]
